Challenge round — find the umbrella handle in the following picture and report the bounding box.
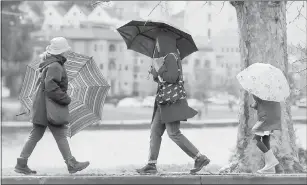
[16,112,27,116]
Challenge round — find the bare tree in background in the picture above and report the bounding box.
[219,1,305,173]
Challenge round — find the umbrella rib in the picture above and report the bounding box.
[138,27,158,35]
[139,33,154,41]
[138,23,197,51]
[129,26,141,48]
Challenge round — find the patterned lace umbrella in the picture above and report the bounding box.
[236,63,290,102]
[19,52,110,137]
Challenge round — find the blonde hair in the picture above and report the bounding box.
[39,51,52,61]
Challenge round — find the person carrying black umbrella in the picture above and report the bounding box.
[136,32,211,174]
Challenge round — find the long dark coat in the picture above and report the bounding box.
[151,33,197,123]
[251,95,282,132]
[31,55,71,126]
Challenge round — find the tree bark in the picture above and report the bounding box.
[220,1,304,173]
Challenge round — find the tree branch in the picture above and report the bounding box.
[288,1,305,24]
[148,1,162,17]
[219,1,226,14]
[295,68,307,73]
[291,57,307,64]
[286,1,295,12]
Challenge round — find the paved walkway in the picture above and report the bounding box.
[2,174,307,184]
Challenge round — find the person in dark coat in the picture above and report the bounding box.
[14,37,89,175]
[251,94,281,174]
[136,32,210,174]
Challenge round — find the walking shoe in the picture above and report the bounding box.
[65,157,90,174]
[257,166,276,174]
[14,158,37,175]
[136,164,158,174]
[190,155,210,174]
[257,150,279,173]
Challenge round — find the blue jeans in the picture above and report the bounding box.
[20,123,73,161]
[148,108,200,164]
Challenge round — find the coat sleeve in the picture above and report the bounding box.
[157,55,179,84]
[44,63,71,105]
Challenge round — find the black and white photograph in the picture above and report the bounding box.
[1,0,306,184]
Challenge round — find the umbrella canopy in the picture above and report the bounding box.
[236,63,290,102]
[116,20,198,59]
[19,52,110,137]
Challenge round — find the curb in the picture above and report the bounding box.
[2,174,307,184]
[1,116,306,130]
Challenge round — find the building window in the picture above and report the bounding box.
[94,44,97,51]
[226,48,229,52]
[207,29,211,39]
[194,59,200,68]
[208,14,211,22]
[134,74,137,79]
[208,1,212,6]
[49,12,52,16]
[231,48,234,52]
[99,63,103,69]
[108,58,116,70]
[134,58,138,65]
[124,82,128,86]
[109,44,116,52]
[97,12,101,16]
[49,24,53,29]
[125,65,128,70]
[221,63,224,68]
[221,48,224,52]
[100,45,103,51]
[73,12,77,16]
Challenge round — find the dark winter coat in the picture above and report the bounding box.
[31,55,71,126]
[251,95,282,132]
[151,33,197,124]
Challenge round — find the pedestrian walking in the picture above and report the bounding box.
[250,94,281,173]
[15,37,89,175]
[236,62,290,173]
[136,32,210,175]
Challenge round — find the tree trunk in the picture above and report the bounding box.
[220,1,304,173]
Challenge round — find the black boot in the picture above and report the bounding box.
[136,163,157,174]
[14,158,37,175]
[65,157,90,174]
[190,155,210,174]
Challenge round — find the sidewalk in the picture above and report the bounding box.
[1,116,306,129]
[2,174,307,184]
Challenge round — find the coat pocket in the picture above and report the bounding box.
[46,97,70,125]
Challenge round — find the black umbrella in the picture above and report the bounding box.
[116,20,198,59]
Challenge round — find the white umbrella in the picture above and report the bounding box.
[236,63,290,102]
